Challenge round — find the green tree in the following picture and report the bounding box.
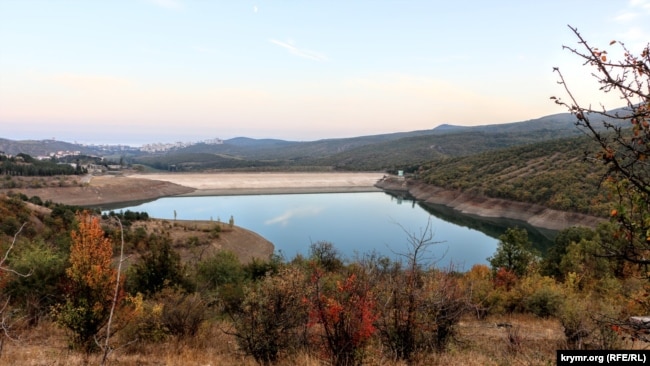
[542,226,596,280]
[308,241,343,273]
[195,250,244,312]
[487,227,537,278]
[126,232,190,297]
[6,239,66,324]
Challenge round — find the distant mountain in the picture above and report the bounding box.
[430,124,469,133]
[0,138,97,157]
[224,137,299,149]
[0,109,621,171]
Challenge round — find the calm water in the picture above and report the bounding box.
[107,192,556,270]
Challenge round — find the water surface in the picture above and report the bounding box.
[109,192,555,270]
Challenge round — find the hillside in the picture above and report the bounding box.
[415,134,609,217]
[1,109,621,173]
[126,111,585,171]
[0,138,100,157]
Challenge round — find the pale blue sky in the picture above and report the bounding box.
[1,0,649,145]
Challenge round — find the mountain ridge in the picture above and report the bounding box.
[0,109,608,172]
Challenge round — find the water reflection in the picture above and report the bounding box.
[383,191,557,255]
[265,206,324,226]
[104,191,558,269]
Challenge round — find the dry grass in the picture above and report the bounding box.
[126,218,274,265]
[0,313,577,366]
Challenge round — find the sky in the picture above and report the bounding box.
[1,0,649,145]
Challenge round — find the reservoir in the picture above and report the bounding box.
[108,191,556,270]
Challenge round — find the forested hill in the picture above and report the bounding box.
[416,134,610,217]
[130,111,586,171]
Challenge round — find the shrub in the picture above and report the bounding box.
[195,250,244,311]
[462,264,495,319]
[157,288,207,337]
[305,266,378,366]
[5,239,66,324]
[308,241,343,273]
[510,275,563,317]
[118,293,168,346]
[378,268,468,355]
[126,232,191,297]
[556,291,592,349]
[230,266,309,365]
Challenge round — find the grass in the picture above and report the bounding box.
[1,313,576,365]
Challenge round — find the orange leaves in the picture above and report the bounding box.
[493,267,518,290]
[592,48,608,63]
[67,211,116,294]
[55,210,121,351]
[305,268,378,364]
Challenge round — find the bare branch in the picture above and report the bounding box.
[389,217,447,270]
[101,216,126,365]
[0,223,32,278]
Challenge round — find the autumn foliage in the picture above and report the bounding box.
[53,211,121,352]
[304,266,378,366]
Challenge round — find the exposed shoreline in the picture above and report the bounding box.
[375,178,604,231]
[127,172,386,194]
[4,172,385,207]
[5,172,605,232]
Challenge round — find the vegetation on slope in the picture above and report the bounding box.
[417,134,610,216]
[1,192,649,365]
[122,112,584,172]
[0,153,84,176]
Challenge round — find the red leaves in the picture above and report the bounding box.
[304,268,378,365]
[493,267,518,291]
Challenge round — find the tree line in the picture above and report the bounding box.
[0,153,85,176]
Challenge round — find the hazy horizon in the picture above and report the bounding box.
[1,1,648,145]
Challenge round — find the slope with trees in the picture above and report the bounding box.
[416,134,610,216]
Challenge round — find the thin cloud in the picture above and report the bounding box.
[630,0,650,9]
[614,12,638,22]
[49,73,135,92]
[193,45,217,55]
[269,39,327,61]
[615,0,650,21]
[146,0,183,10]
[265,207,323,226]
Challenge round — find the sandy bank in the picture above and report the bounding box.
[127,172,385,196]
[4,172,385,206]
[375,178,604,231]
